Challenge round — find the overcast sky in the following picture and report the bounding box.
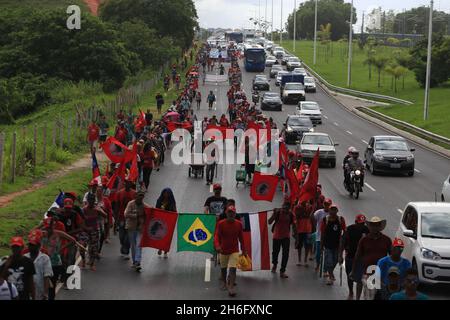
[195,0,450,31]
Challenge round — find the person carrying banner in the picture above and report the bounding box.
[214,205,246,297]
[294,201,314,267]
[155,188,177,258]
[269,197,293,278]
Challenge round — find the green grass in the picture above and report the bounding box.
[0,168,91,256]
[281,40,450,139]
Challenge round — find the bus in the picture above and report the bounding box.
[244,45,266,72]
[225,32,244,43]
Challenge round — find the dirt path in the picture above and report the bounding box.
[0,152,106,208]
[84,0,101,16]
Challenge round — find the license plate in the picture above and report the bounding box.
[390,163,401,169]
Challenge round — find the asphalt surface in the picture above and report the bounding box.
[59,59,450,300]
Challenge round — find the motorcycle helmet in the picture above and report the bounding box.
[347,146,356,155]
[351,149,360,158]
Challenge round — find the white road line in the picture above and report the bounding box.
[397,209,403,214]
[204,258,211,282]
[414,169,421,173]
[346,131,353,135]
[361,139,368,145]
[323,115,328,119]
[333,122,339,126]
[364,183,376,192]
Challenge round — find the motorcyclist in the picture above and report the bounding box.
[346,149,365,191]
[252,90,260,104]
[343,147,355,186]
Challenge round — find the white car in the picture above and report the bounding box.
[304,76,317,93]
[282,82,306,104]
[265,55,277,67]
[396,202,450,285]
[296,101,322,124]
[286,57,302,71]
[442,175,450,202]
[275,70,289,86]
[298,132,337,168]
[293,67,308,77]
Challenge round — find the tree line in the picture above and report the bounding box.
[0,0,198,124]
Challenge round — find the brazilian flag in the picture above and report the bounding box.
[177,214,216,253]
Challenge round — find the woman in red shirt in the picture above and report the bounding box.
[87,121,100,152]
[140,143,156,189]
[294,201,315,267]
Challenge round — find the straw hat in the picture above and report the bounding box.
[366,216,387,231]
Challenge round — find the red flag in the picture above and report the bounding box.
[128,142,139,182]
[296,161,305,182]
[101,137,134,164]
[279,141,288,167]
[250,173,279,202]
[140,208,178,252]
[135,110,146,132]
[107,160,126,190]
[285,168,300,202]
[167,121,193,132]
[299,149,320,203]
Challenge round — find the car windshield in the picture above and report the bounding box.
[302,135,332,145]
[375,140,409,151]
[284,83,304,90]
[267,56,276,60]
[421,212,450,239]
[301,103,319,110]
[304,78,314,84]
[288,117,312,127]
[264,93,279,98]
[246,50,266,63]
[289,58,300,62]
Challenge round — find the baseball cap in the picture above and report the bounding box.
[89,179,99,187]
[28,229,43,245]
[213,183,222,191]
[226,205,236,213]
[393,238,405,248]
[64,198,74,209]
[324,198,333,206]
[10,237,24,247]
[388,266,401,276]
[355,214,366,224]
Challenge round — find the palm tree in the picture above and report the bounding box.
[363,49,376,80]
[373,55,390,88]
[385,65,408,93]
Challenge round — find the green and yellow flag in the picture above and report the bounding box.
[177,214,216,253]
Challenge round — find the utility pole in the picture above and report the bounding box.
[313,0,318,64]
[280,0,283,44]
[293,0,297,51]
[259,0,261,33]
[347,0,353,87]
[424,0,433,121]
[361,10,365,42]
[265,0,268,37]
[271,0,274,41]
[382,11,386,34]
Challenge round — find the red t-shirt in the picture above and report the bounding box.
[214,219,244,255]
[273,211,292,240]
[115,127,127,143]
[99,197,113,225]
[295,206,313,233]
[117,188,137,221]
[88,124,99,142]
[356,234,392,271]
[141,150,156,169]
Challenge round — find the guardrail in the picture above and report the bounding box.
[282,49,414,105]
[357,106,450,148]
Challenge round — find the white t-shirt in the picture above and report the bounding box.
[25,252,53,300]
[0,280,18,300]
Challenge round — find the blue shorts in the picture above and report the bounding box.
[296,233,312,248]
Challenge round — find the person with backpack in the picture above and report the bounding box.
[320,204,346,285]
[0,257,19,300]
[269,197,293,278]
[207,91,216,111]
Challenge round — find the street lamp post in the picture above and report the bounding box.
[271,0,274,41]
[424,0,433,121]
[280,0,283,44]
[313,0,318,64]
[293,0,297,52]
[347,0,354,87]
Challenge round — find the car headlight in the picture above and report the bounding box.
[421,248,441,261]
[374,154,384,161]
[309,128,314,132]
[407,155,414,161]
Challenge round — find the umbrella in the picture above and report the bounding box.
[165,111,180,117]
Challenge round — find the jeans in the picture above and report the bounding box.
[128,230,142,265]
[119,222,130,255]
[206,164,215,183]
[315,240,322,266]
[143,167,153,189]
[324,248,339,275]
[272,238,290,273]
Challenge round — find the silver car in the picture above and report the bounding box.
[298,132,338,168]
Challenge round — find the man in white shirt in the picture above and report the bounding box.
[313,198,332,272]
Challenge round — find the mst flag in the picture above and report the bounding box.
[250,172,279,202]
[101,137,134,164]
[238,212,270,271]
[140,208,178,252]
[177,214,216,253]
[285,168,300,202]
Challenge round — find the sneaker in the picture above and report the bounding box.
[163,253,168,259]
[135,265,142,272]
[280,273,288,279]
[158,250,162,256]
[271,265,277,273]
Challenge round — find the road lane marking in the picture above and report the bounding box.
[346,131,353,135]
[333,122,339,126]
[361,139,368,145]
[323,115,328,119]
[204,258,211,282]
[397,209,403,214]
[364,183,376,192]
[414,169,421,173]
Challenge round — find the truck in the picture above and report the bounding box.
[280,74,305,104]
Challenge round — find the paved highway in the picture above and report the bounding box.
[59,59,450,300]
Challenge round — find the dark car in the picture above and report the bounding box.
[283,115,314,145]
[253,75,270,91]
[364,136,415,176]
[270,65,283,78]
[261,92,282,111]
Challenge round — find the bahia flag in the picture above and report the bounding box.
[237,212,270,271]
[45,192,65,218]
[250,172,279,202]
[91,151,102,185]
[299,149,320,203]
[177,214,216,254]
[140,208,178,252]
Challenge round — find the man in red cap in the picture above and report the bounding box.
[25,230,52,300]
[214,205,246,297]
[339,214,369,300]
[376,238,411,300]
[269,196,293,278]
[313,198,332,271]
[7,237,35,300]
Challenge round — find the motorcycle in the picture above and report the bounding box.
[252,91,260,104]
[344,165,364,199]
